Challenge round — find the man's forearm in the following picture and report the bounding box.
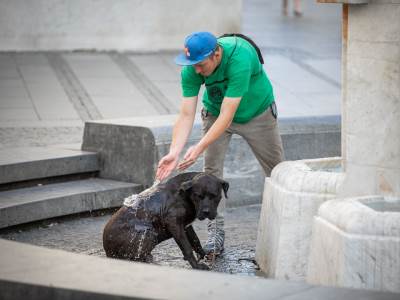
[169,113,195,156]
[197,112,232,153]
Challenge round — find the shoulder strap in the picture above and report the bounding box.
[219,33,264,64]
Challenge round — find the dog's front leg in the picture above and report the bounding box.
[185,225,206,260]
[168,222,209,270]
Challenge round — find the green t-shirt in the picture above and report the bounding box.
[181,36,274,124]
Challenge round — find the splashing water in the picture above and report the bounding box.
[135,229,147,260]
[124,179,161,207]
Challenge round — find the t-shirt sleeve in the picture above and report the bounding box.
[181,66,203,97]
[225,57,251,98]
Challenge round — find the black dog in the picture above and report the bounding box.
[103,172,229,270]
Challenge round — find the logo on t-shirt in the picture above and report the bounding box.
[209,86,224,102]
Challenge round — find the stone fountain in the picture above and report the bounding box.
[255,0,400,293]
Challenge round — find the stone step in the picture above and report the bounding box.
[0,147,100,185]
[0,178,142,229]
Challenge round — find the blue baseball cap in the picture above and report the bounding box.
[174,31,217,66]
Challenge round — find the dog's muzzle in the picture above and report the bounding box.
[197,209,216,221]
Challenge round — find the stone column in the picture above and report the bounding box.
[338,0,400,198]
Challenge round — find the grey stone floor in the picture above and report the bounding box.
[0,204,262,276]
[0,0,342,148]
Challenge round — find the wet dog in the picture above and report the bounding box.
[103,172,229,270]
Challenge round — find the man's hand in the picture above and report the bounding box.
[156,152,179,181]
[177,144,203,171]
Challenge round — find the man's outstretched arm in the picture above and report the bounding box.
[156,96,198,180]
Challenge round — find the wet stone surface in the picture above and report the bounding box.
[0,204,263,276]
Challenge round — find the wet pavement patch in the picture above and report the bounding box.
[0,205,263,276]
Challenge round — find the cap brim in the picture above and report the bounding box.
[174,53,205,66]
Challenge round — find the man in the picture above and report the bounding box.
[156,31,284,258]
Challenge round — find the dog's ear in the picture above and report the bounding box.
[220,179,229,198]
[179,180,193,196]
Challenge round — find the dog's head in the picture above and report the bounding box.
[179,173,229,221]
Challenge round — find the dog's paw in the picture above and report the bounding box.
[196,250,206,260]
[195,262,210,270]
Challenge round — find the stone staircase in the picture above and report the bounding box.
[0,146,142,229]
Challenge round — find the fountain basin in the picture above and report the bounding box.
[307,196,400,292]
[255,157,345,280]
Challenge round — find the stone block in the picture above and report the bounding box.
[307,196,400,293]
[81,115,173,189]
[255,157,345,280]
[81,115,341,207]
[0,239,399,300]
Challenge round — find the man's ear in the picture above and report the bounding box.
[220,179,229,198]
[179,180,193,196]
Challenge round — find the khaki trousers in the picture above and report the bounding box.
[202,106,284,220]
[202,106,284,179]
[201,105,284,245]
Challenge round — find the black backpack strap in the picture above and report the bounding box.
[219,33,264,64]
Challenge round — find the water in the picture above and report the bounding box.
[363,198,400,213]
[0,205,262,276]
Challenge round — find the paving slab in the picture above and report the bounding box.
[265,56,339,94]
[0,79,29,98]
[128,54,180,81]
[77,77,144,97]
[63,53,160,117]
[63,53,126,78]
[0,97,33,109]
[302,58,341,84]
[0,109,38,121]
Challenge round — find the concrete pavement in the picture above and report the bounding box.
[0,0,342,148]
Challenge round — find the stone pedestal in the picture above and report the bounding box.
[255,157,344,280]
[307,196,400,292]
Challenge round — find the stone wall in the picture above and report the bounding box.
[0,0,241,51]
[81,114,341,207]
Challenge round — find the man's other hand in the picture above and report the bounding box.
[156,153,179,181]
[177,145,202,171]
